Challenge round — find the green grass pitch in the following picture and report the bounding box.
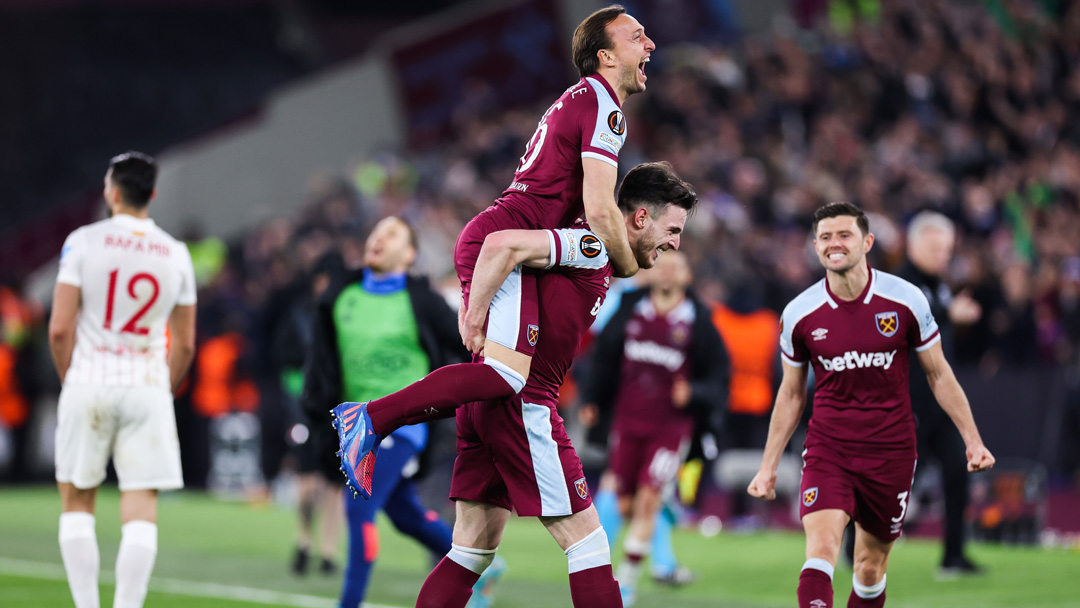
[0,486,1077,607]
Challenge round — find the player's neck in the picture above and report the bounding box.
[596,70,628,105]
[651,290,685,315]
[826,263,870,302]
[111,206,150,220]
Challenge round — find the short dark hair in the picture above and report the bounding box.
[617,161,698,216]
[812,201,870,236]
[108,151,157,207]
[572,5,626,78]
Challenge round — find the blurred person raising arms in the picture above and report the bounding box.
[49,152,197,608]
[331,5,657,500]
[302,217,500,608]
[748,202,994,608]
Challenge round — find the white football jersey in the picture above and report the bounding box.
[56,214,197,389]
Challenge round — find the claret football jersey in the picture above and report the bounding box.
[611,297,696,437]
[779,268,939,455]
[56,214,197,389]
[493,75,626,230]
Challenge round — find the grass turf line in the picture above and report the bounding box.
[1,486,1078,607]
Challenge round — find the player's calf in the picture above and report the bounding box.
[59,511,100,608]
[364,361,523,438]
[798,558,835,608]
[848,573,886,607]
[113,520,157,608]
[416,544,497,608]
[565,527,622,608]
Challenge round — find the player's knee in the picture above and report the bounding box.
[483,358,526,394]
[853,559,885,587]
[564,526,611,572]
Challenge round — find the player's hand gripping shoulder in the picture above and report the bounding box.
[966,444,995,473]
[747,470,778,501]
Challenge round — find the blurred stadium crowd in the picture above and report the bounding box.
[2,0,1080,491]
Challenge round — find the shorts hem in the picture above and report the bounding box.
[119,479,185,492]
[56,476,107,490]
[449,494,513,512]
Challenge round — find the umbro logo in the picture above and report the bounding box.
[810,601,827,608]
[811,328,828,341]
[423,407,439,416]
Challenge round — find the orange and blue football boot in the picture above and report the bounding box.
[330,401,381,499]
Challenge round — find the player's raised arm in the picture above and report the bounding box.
[748,360,808,500]
[916,341,995,472]
[460,230,555,355]
[583,157,638,278]
[48,283,81,383]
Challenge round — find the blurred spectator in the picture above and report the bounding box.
[898,211,984,576]
[0,279,45,482]
[262,248,346,577]
[710,278,779,521]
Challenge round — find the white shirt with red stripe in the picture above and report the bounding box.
[56,214,197,389]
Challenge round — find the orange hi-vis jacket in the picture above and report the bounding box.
[191,332,259,417]
[711,303,780,416]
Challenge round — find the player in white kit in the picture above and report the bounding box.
[49,151,197,608]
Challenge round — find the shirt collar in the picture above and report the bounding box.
[111,214,156,229]
[823,264,876,307]
[586,74,622,109]
[362,269,407,294]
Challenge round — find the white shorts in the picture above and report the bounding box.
[55,384,184,491]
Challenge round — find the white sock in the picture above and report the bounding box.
[802,558,835,579]
[564,527,611,574]
[853,573,886,599]
[446,543,496,575]
[113,520,158,608]
[615,534,650,586]
[59,512,100,608]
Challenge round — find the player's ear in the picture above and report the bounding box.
[635,207,649,228]
[149,189,157,202]
[599,48,615,68]
[865,231,875,252]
